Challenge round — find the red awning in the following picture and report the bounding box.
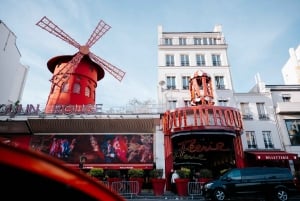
[246,151,298,160]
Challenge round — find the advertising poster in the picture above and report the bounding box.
[30,134,153,165]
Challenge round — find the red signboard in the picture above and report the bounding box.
[247,151,298,160]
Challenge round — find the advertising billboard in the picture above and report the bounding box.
[30,134,154,166]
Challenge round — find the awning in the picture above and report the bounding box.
[0,121,32,134]
[246,151,298,160]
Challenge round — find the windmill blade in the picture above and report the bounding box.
[36,16,81,49]
[68,52,85,70]
[89,52,125,82]
[86,20,111,48]
[50,52,84,86]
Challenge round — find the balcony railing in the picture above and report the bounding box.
[242,114,253,120]
[248,144,257,149]
[259,114,269,120]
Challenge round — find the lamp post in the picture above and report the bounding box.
[158,80,166,112]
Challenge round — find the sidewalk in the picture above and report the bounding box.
[123,190,204,201]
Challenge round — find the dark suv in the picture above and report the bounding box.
[203,167,298,201]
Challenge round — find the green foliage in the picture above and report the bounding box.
[150,169,163,178]
[89,168,104,178]
[128,168,144,178]
[200,168,213,178]
[177,167,191,179]
[105,169,121,178]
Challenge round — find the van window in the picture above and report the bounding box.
[243,168,267,180]
[227,169,241,180]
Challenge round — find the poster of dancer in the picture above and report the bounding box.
[30,134,153,164]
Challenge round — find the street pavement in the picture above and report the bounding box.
[123,190,300,201]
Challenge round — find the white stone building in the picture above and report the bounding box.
[0,20,28,104]
[157,24,300,171]
[157,25,235,110]
[282,45,300,85]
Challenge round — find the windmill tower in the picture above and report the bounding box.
[36,16,125,113]
[189,70,214,106]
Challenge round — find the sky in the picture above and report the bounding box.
[1,0,300,109]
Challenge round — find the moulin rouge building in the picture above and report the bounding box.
[1,21,299,190]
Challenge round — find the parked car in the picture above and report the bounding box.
[203,167,298,201]
[0,142,125,201]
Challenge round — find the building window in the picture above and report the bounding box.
[196,54,206,66]
[282,94,291,102]
[180,55,189,66]
[209,38,217,45]
[262,131,274,148]
[215,76,225,89]
[218,99,228,106]
[194,38,202,45]
[256,103,269,120]
[212,54,221,66]
[240,102,253,119]
[168,100,177,110]
[285,119,300,145]
[203,38,208,45]
[179,37,187,45]
[164,38,172,45]
[166,55,175,66]
[180,54,190,66]
[61,82,69,93]
[166,76,176,90]
[85,86,91,97]
[182,76,190,90]
[246,131,257,148]
[73,83,80,94]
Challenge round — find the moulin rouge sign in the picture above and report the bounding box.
[163,105,243,134]
[0,104,103,115]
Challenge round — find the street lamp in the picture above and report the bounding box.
[158,80,166,111]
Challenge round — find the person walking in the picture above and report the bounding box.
[171,169,179,194]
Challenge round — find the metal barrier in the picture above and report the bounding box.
[111,181,139,199]
[101,180,110,188]
[188,181,203,199]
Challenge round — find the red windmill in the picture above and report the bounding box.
[36,16,125,113]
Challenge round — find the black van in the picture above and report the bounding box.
[202,167,298,201]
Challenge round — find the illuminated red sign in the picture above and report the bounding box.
[163,106,243,134]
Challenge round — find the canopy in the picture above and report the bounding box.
[246,151,298,160]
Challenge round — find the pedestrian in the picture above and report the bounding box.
[171,169,179,194]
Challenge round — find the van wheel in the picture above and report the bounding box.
[212,188,226,201]
[275,188,288,201]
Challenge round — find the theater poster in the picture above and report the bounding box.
[30,134,154,166]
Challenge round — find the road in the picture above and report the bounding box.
[125,194,300,201]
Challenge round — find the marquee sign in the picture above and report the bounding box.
[0,104,103,115]
[163,105,243,134]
